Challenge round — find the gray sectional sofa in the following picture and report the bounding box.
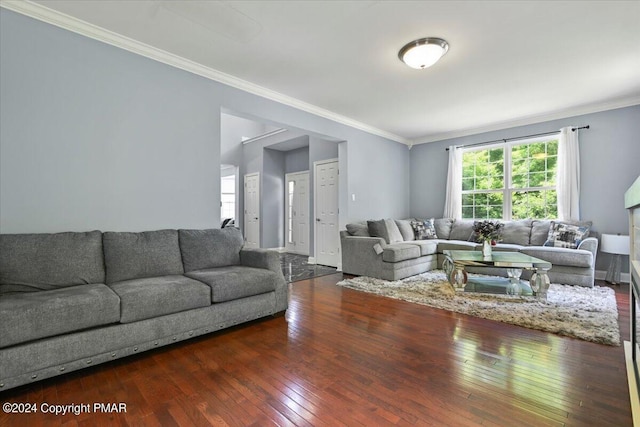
[0,228,288,391]
[341,218,598,287]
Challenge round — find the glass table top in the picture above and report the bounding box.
[444,250,552,269]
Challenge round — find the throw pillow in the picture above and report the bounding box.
[544,221,590,249]
[384,219,404,244]
[395,219,415,241]
[423,218,438,239]
[434,218,454,240]
[346,222,370,237]
[367,219,403,244]
[411,219,438,240]
[411,220,427,240]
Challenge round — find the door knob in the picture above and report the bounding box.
[316,218,321,222]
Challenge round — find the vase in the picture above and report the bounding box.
[482,239,492,258]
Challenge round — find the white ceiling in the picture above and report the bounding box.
[10,1,640,145]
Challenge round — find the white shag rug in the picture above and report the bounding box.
[337,270,620,346]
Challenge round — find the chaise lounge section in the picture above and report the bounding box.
[341,218,598,287]
[0,227,288,391]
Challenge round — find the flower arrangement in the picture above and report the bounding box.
[473,220,503,244]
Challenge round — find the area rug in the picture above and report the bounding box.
[336,270,620,346]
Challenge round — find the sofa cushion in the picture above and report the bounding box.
[500,219,532,245]
[346,222,370,237]
[530,220,552,246]
[109,275,211,323]
[434,218,454,240]
[382,243,421,262]
[0,284,120,348]
[449,220,476,241]
[0,231,104,293]
[185,266,278,303]
[103,230,183,284]
[179,228,243,272]
[409,240,438,256]
[368,219,403,244]
[395,219,415,241]
[545,221,591,249]
[520,246,593,268]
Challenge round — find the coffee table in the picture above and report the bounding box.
[443,250,552,299]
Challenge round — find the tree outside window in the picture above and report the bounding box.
[461,138,558,220]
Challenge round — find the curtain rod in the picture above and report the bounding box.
[444,125,590,151]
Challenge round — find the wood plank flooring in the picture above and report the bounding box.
[0,274,632,426]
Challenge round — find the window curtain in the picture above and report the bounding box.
[444,145,462,219]
[557,126,580,221]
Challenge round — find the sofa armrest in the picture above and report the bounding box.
[240,248,288,313]
[240,248,281,272]
[340,235,386,277]
[578,237,598,255]
[578,237,599,267]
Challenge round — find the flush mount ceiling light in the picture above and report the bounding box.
[398,37,449,69]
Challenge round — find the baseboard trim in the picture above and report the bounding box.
[595,269,630,284]
[307,257,316,264]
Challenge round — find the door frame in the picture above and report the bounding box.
[313,158,340,269]
[284,171,310,255]
[243,172,260,248]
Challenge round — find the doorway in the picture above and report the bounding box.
[243,172,260,248]
[314,159,339,267]
[285,171,310,255]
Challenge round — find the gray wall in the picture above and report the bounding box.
[346,136,411,222]
[285,147,310,174]
[409,104,640,272]
[0,9,410,234]
[262,149,285,248]
[221,113,266,167]
[0,9,220,232]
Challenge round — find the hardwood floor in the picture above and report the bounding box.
[0,274,632,426]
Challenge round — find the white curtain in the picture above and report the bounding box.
[444,145,462,219]
[557,126,580,220]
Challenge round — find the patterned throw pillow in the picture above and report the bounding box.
[411,219,438,240]
[544,221,590,249]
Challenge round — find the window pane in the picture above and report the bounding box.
[462,148,504,193]
[462,206,474,219]
[529,171,545,187]
[459,191,503,220]
[489,149,503,163]
[462,177,474,191]
[512,190,557,219]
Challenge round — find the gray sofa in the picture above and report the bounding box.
[341,218,598,287]
[0,227,288,391]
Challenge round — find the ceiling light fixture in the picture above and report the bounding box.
[398,37,449,69]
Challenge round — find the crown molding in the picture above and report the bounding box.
[411,95,640,145]
[0,0,409,145]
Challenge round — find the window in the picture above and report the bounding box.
[221,175,235,220]
[461,138,558,220]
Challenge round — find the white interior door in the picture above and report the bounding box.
[243,173,260,248]
[315,160,339,267]
[285,171,309,255]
